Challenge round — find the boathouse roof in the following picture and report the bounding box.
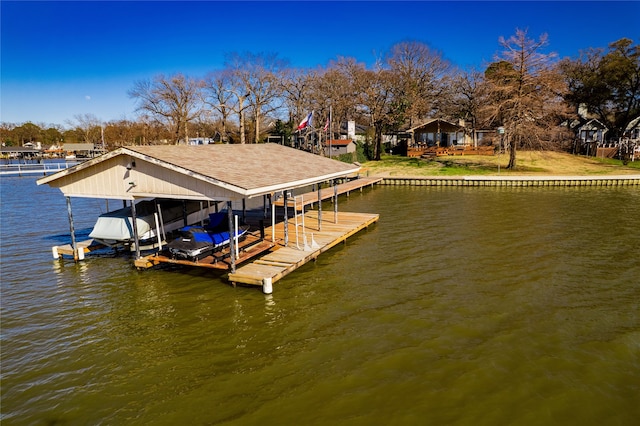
[37,143,361,201]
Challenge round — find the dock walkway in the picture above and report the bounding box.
[273,177,382,209]
[228,210,379,288]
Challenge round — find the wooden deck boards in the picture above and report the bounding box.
[228,210,379,286]
[134,233,275,270]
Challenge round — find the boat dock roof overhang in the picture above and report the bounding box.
[37,144,361,201]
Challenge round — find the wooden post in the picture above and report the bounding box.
[130,200,141,260]
[182,200,188,227]
[242,198,246,224]
[66,196,78,261]
[333,180,338,224]
[317,182,322,231]
[271,193,276,242]
[263,194,268,219]
[283,190,289,246]
[227,201,236,273]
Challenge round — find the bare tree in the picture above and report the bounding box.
[202,70,236,143]
[314,57,363,136]
[280,67,317,129]
[68,113,102,144]
[224,52,287,143]
[385,41,451,124]
[483,29,566,169]
[356,65,400,160]
[129,73,203,144]
[447,68,486,146]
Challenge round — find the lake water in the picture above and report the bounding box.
[1,176,639,425]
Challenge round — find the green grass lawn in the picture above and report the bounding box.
[360,151,640,176]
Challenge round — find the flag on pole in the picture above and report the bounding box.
[323,116,329,132]
[297,111,313,131]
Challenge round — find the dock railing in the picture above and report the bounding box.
[0,162,78,176]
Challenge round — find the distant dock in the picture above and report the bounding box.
[0,163,76,176]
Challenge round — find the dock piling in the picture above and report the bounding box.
[65,197,78,261]
[263,277,273,294]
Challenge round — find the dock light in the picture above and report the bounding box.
[126,161,136,170]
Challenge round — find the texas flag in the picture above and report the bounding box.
[297,111,313,130]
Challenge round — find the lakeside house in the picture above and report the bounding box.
[624,116,640,141]
[325,139,356,157]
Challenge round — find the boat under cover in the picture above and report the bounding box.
[89,199,216,246]
[167,212,249,261]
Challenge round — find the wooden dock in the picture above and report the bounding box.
[228,210,379,287]
[133,233,275,270]
[273,177,382,209]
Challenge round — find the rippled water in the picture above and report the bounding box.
[1,176,639,425]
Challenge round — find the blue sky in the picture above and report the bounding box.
[1,1,638,126]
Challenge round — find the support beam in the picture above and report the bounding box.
[242,198,246,224]
[182,200,188,227]
[271,194,275,242]
[227,201,236,273]
[333,180,338,224]
[283,190,289,246]
[317,182,322,231]
[65,196,77,261]
[130,200,141,259]
[263,194,268,219]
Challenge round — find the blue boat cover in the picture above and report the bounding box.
[207,212,226,229]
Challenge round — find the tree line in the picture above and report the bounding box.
[2,30,638,169]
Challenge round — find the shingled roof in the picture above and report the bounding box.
[38,143,360,201]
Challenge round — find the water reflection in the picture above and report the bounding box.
[263,294,279,326]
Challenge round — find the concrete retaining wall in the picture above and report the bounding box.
[378,175,640,187]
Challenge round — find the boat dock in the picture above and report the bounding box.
[227,210,379,288]
[38,144,381,293]
[131,209,379,291]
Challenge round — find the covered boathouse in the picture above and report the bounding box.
[37,143,379,293]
